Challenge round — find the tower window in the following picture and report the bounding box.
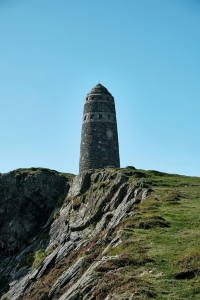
[108,115,110,119]
[84,116,87,120]
[107,96,109,100]
[86,97,88,101]
[92,97,94,100]
[99,115,102,119]
[90,115,94,119]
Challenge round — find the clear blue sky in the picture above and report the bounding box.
[1,0,200,176]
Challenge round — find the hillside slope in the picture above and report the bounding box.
[1,167,200,299]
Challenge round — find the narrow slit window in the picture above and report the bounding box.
[90,115,94,119]
[99,115,102,119]
[84,116,87,120]
[92,97,94,100]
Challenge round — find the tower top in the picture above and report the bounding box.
[88,83,112,96]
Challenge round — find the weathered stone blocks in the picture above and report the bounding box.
[79,84,120,172]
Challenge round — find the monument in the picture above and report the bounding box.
[79,84,120,172]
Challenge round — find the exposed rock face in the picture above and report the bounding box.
[0,168,70,296]
[0,168,152,300]
[58,255,119,300]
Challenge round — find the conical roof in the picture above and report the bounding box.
[88,83,112,95]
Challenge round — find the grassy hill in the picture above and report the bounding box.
[4,167,200,300]
[96,167,200,299]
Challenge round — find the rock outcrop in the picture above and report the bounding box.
[0,168,70,297]
[0,168,152,300]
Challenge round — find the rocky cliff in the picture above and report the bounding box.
[0,168,71,298]
[1,167,200,300]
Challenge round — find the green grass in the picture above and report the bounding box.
[58,172,75,180]
[33,243,59,269]
[32,249,47,269]
[16,243,60,271]
[53,211,60,219]
[96,168,200,299]
[12,167,75,180]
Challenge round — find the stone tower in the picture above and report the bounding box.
[79,84,120,172]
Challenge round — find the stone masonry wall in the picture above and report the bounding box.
[79,84,120,172]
